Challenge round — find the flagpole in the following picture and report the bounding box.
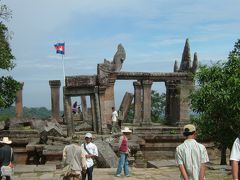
[62,54,65,86]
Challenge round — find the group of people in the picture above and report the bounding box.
[62,132,98,180]
[63,127,132,179]
[3,123,240,179]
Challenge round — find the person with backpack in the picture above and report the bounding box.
[0,137,14,180]
[81,133,98,180]
[230,136,240,179]
[62,136,87,180]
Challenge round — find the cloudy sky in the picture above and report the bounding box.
[2,0,240,109]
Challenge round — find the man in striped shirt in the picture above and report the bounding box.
[175,124,209,180]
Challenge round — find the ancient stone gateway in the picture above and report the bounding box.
[49,39,198,137]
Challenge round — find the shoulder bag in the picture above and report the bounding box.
[1,148,14,176]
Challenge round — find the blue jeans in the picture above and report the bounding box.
[82,166,93,180]
[116,153,129,176]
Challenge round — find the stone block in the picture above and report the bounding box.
[14,165,36,173]
[119,92,134,121]
[34,165,56,172]
[39,173,54,180]
[66,75,97,87]
[94,139,118,168]
[147,160,176,168]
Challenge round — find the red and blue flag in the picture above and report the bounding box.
[54,43,65,55]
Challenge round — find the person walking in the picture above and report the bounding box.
[111,107,118,134]
[81,133,98,180]
[175,124,209,180]
[0,137,14,180]
[230,135,240,179]
[116,127,132,177]
[62,136,87,180]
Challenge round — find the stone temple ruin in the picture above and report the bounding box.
[0,39,206,168]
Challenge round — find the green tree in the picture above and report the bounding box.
[190,39,240,165]
[126,90,166,123]
[0,2,20,108]
[151,90,166,123]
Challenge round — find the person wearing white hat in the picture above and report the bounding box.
[0,137,14,180]
[81,133,98,180]
[175,124,209,180]
[116,127,132,177]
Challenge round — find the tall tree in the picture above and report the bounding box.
[151,90,165,123]
[126,90,166,123]
[190,39,240,165]
[0,1,20,108]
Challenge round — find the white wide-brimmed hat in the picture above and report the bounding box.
[121,127,132,133]
[0,137,12,144]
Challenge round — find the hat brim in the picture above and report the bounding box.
[0,140,12,144]
[85,136,92,138]
[121,130,132,133]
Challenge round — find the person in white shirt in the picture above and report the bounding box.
[230,136,240,180]
[175,124,209,180]
[81,133,98,180]
[111,107,118,133]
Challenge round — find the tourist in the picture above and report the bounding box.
[175,124,209,180]
[111,107,118,133]
[230,136,240,179]
[72,101,78,114]
[0,137,14,180]
[62,136,87,180]
[116,127,131,177]
[81,133,98,180]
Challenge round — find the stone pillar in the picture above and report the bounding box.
[90,94,97,132]
[63,90,73,136]
[141,80,153,126]
[178,80,194,125]
[133,81,142,125]
[165,80,179,125]
[15,82,24,119]
[49,80,61,122]
[98,86,108,133]
[94,87,102,134]
[81,96,88,121]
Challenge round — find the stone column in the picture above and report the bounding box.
[98,86,108,134]
[94,87,102,134]
[15,82,24,119]
[49,80,61,122]
[133,81,142,125]
[81,96,88,121]
[141,80,153,126]
[165,80,179,125]
[90,94,97,132]
[178,80,194,125]
[63,90,73,136]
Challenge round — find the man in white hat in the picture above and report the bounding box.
[81,133,98,180]
[116,127,132,177]
[175,124,209,180]
[0,137,14,180]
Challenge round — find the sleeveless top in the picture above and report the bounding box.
[119,136,128,153]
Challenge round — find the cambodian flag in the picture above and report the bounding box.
[54,43,65,55]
